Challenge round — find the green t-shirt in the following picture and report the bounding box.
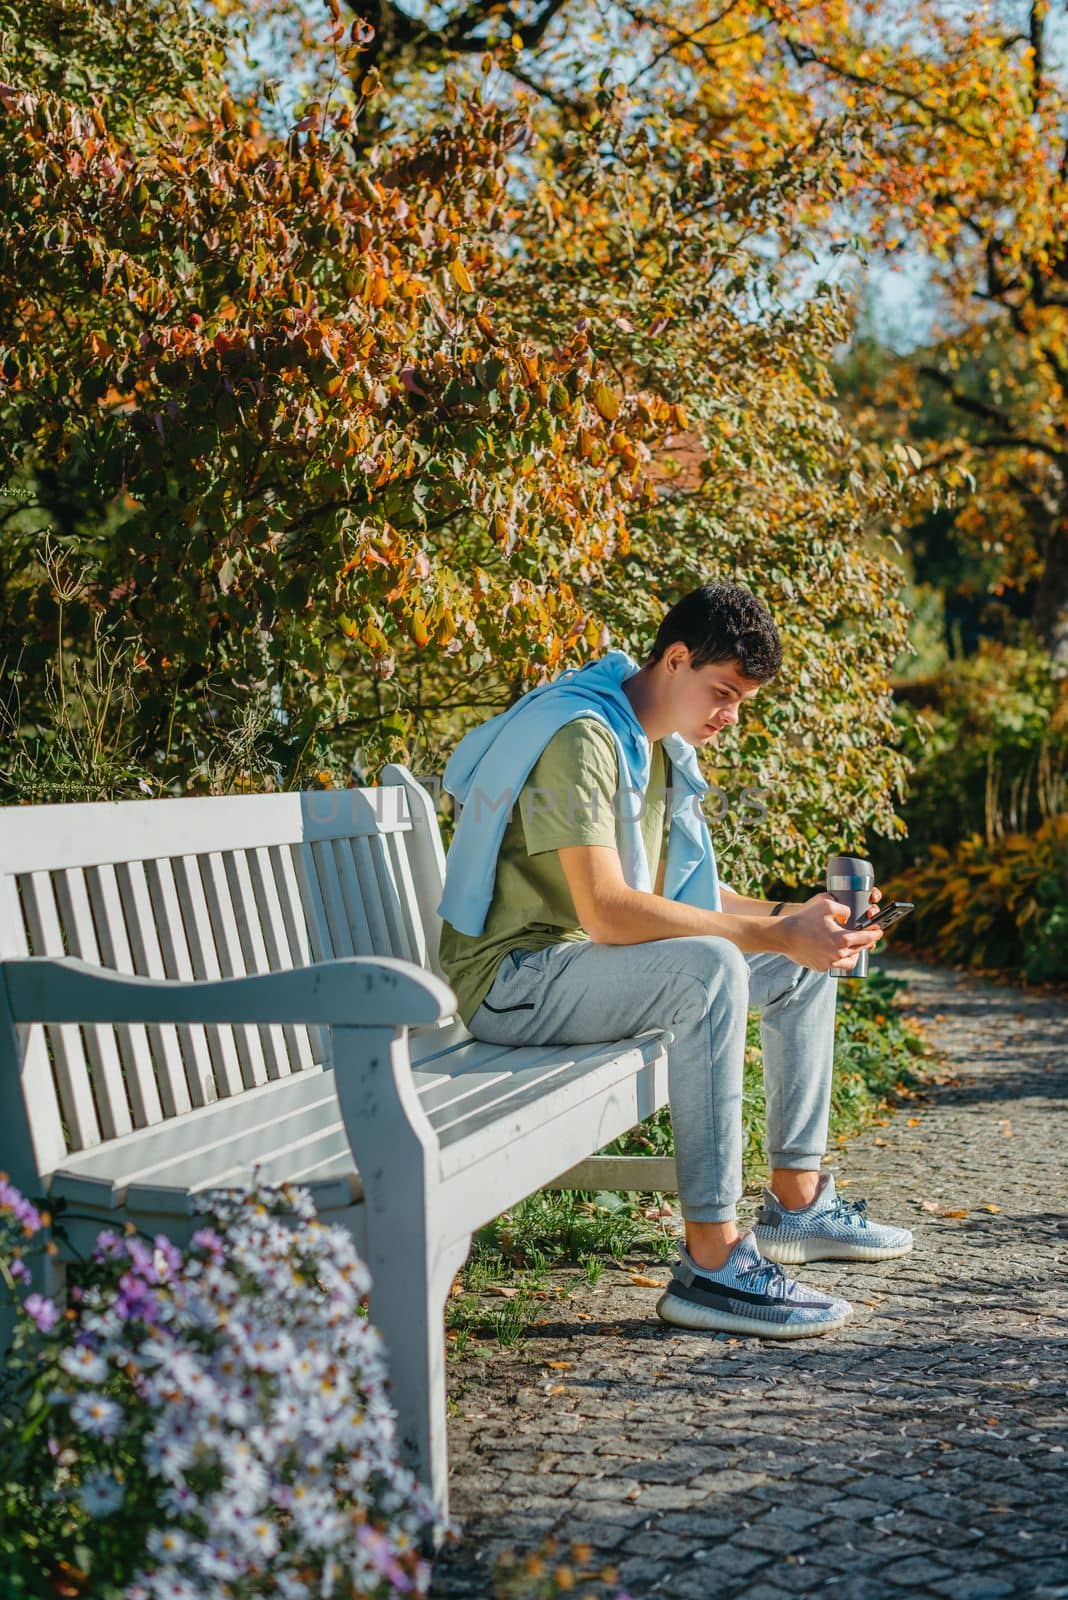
[439,717,671,1027]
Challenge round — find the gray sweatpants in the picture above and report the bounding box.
[467,936,839,1223]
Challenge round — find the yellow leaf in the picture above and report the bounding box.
[628,1274,666,1288]
[449,258,474,294]
[593,382,621,421]
[979,1203,1001,1213]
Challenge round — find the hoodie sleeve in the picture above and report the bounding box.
[520,717,619,855]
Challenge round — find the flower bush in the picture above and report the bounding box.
[0,1179,440,1599]
[885,815,1068,984]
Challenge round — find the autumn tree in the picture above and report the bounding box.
[0,0,926,889]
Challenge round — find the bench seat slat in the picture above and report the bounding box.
[45,1028,668,1205]
[54,1065,332,1183]
[434,1032,670,1171]
[126,1118,356,1203]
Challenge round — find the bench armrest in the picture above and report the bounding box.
[1,956,457,1030]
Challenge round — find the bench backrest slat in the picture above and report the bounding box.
[145,856,224,1109]
[245,846,308,1075]
[85,864,166,1126]
[199,850,272,1089]
[53,869,135,1139]
[21,871,104,1149]
[0,776,449,1179]
[267,844,328,1066]
[114,859,196,1118]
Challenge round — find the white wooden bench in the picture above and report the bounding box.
[0,766,674,1518]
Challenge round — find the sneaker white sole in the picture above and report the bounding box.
[755,1236,914,1265]
[655,1291,853,1340]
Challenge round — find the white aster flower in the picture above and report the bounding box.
[69,1393,124,1439]
[147,1526,189,1563]
[77,1471,124,1515]
[192,1541,245,1581]
[59,1344,109,1384]
[245,1517,280,1559]
[146,1573,201,1600]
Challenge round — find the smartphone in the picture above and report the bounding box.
[862,900,914,932]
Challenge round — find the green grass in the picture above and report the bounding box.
[446,968,934,1353]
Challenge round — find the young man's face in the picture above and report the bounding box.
[665,648,764,746]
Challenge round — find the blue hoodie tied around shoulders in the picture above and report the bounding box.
[436,649,722,938]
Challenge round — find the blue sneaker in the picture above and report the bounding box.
[754,1173,914,1265]
[655,1232,853,1340]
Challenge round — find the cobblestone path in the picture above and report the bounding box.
[431,957,1068,1599]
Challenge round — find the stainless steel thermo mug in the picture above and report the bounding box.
[826,854,875,979]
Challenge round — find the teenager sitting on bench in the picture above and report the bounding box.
[437,584,912,1339]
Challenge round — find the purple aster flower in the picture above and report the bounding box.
[24,1293,60,1333]
[356,1523,413,1590]
[116,1271,158,1322]
[0,1178,42,1234]
[93,1229,126,1261]
[191,1227,225,1258]
[124,1237,155,1277]
[152,1236,182,1279]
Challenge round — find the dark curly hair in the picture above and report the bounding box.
[644,583,783,683]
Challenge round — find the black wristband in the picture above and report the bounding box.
[770,901,786,917]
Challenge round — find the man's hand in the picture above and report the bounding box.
[776,892,885,973]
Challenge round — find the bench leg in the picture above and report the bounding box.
[331,1024,467,1528]
[366,1227,471,1528]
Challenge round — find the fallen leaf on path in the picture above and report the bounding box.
[629,1274,667,1289]
[907,1118,920,1127]
[484,1286,519,1298]
[546,1384,567,1396]
[547,1360,573,1370]
[979,1204,1002,1214]
[918,1200,969,1217]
